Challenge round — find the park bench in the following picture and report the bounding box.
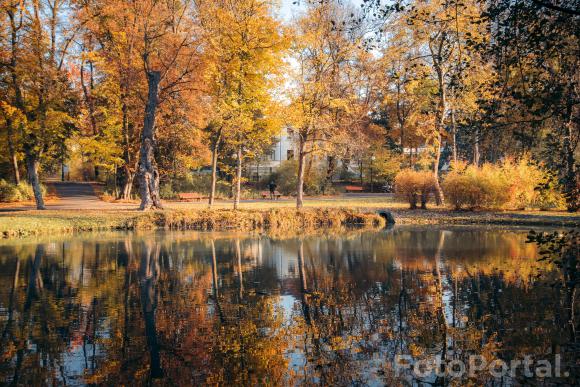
[178,192,205,202]
[261,191,282,200]
[345,185,364,193]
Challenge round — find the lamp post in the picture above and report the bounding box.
[370,155,375,193]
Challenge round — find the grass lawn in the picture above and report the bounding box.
[165,196,579,226]
[0,195,577,239]
[165,195,409,210]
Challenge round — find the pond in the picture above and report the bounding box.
[0,226,577,386]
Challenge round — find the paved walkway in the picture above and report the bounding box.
[48,182,128,210]
[0,181,134,211]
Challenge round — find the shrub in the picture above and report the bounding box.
[442,157,559,210]
[265,160,329,196]
[0,180,42,202]
[0,180,22,202]
[532,173,566,210]
[160,183,178,200]
[16,182,40,200]
[170,173,232,199]
[441,168,478,210]
[443,163,510,210]
[395,169,437,209]
[502,157,544,209]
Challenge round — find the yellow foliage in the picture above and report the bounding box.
[442,157,560,210]
[394,169,438,209]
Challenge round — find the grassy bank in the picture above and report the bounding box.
[0,203,577,239]
[391,208,579,227]
[0,208,385,238]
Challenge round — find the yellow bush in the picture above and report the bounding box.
[501,157,544,210]
[442,157,556,210]
[441,168,479,210]
[443,163,511,210]
[395,169,437,209]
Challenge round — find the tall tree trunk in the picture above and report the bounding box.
[396,80,407,159]
[296,137,306,209]
[433,132,444,205]
[25,151,45,210]
[234,146,243,210]
[61,142,66,181]
[473,127,480,166]
[5,118,20,184]
[450,107,458,165]
[433,67,446,206]
[138,71,163,210]
[7,10,22,186]
[117,102,133,200]
[80,60,98,137]
[341,157,350,177]
[123,166,136,200]
[80,59,100,180]
[563,116,579,211]
[326,156,336,186]
[209,131,221,207]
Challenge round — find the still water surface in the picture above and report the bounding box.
[0,226,577,386]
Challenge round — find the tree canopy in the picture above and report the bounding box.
[0,0,577,210]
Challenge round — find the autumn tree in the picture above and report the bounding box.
[484,0,579,211]
[199,0,287,209]
[129,0,203,210]
[288,0,370,208]
[373,43,434,166]
[74,0,146,199]
[0,0,79,209]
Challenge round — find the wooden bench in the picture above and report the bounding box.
[178,192,205,202]
[345,185,364,193]
[261,191,282,200]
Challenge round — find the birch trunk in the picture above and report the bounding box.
[296,137,306,209]
[473,127,480,166]
[233,146,243,210]
[433,66,446,206]
[117,102,134,200]
[209,132,221,207]
[450,107,457,165]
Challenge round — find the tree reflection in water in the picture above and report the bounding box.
[0,227,577,385]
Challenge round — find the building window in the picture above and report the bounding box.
[287,150,294,160]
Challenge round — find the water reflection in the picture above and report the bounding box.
[0,227,577,385]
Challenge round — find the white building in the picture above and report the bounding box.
[246,127,297,180]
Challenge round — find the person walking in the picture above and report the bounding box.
[268,181,277,200]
